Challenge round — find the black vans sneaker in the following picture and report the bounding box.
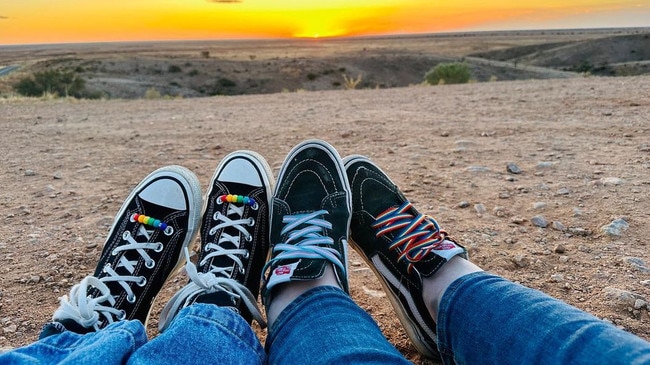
[262,140,351,304]
[52,166,202,333]
[159,151,273,331]
[344,155,467,359]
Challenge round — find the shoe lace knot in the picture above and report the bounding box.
[53,213,170,330]
[264,209,345,275]
[158,195,265,332]
[373,202,453,274]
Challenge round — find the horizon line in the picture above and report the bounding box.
[2,25,649,48]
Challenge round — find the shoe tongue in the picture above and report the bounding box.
[202,209,243,276]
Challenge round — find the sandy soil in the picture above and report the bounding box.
[1,75,649,363]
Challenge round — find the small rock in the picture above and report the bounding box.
[28,275,41,284]
[601,177,624,186]
[550,274,564,282]
[531,215,548,228]
[573,208,583,217]
[559,255,570,263]
[536,161,554,169]
[551,221,566,231]
[601,218,629,237]
[553,244,567,254]
[506,163,522,174]
[626,257,650,273]
[532,202,547,210]
[467,166,490,173]
[512,254,529,268]
[498,192,510,199]
[556,188,571,195]
[511,217,525,225]
[3,324,17,334]
[569,227,591,237]
[457,201,470,208]
[362,286,386,298]
[474,203,487,214]
[24,170,36,176]
[440,131,450,137]
[640,280,650,287]
[603,287,644,308]
[634,299,647,310]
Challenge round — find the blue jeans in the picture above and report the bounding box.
[1,286,408,365]
[4,275,650,365]
[437,272,650,365]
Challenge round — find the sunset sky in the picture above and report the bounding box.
[1,0,649,45]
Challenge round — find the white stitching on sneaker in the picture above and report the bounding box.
[53,224,164,330]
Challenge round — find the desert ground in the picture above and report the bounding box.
[1,31,650,364]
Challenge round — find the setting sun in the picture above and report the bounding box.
[1,0,649,45]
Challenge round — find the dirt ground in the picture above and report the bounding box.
[1,74,649,363]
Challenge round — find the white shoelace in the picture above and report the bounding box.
[159,202,265,332]
[53,224,163,331]
[263,210,346,279]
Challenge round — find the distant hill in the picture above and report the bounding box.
[470,33,650,76]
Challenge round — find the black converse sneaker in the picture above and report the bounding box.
[52,166,202,333]
[262,140,351,305]
[159,151,272,331]
[344,155,467,359]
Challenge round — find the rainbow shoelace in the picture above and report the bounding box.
[218,194,258,208]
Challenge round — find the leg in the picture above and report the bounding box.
[0,166,202,364]
[129,304,264,365]
[345,155,650,364]
[436,271,650,365]
[154,151,272,364]
[345,155,469,359]
[262,140,410,364]
[1,320,146,365]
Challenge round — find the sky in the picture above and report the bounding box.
[1,0,650,45]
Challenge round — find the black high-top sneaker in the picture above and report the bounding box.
[344,155,467,359]
[51,166,202,334]
[159,151,272,331]
[262,140,351,305]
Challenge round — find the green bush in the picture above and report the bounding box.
[13,70,87,97]
[424,62,472,85]
[168,65,182,73]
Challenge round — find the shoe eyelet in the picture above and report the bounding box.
[216,196,224,205]
[247,218,255,226]
[127,294,136,303]
[209,227,217,236]
[251,202,259,211]
[137,276,147,287]
[244,250,250,259]
[145,259,155,269]
[102,263,112,273]
[245,235,252,242]
[238,266,245,274]
[154,243,164,252]
[111,249,118,256]
[122,231,131,240]
[163,226,174,236]
[212,212,220,221]
[118,309,127,320]
[129,214,136,223]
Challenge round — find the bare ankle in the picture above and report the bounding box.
[266,264,340,326]
[422,256,482,321]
